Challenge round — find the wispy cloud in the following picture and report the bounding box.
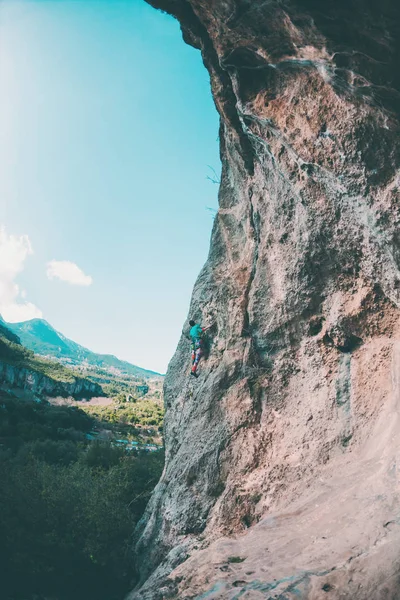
[0,226,43,322]
[47,260,93,286]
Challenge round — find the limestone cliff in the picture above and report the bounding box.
[130,2,400,598]
[0,360,102,399]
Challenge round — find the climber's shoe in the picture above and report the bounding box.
[190,371,199,378]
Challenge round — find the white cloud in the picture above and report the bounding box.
[47,260,93,286]
[2,302,42,322]
[0,226,43,322]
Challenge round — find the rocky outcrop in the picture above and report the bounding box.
[0,361,102,399]
[130,2,400,598]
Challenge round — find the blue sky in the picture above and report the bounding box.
[0,0,220,373]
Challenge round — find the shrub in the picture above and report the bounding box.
[0,393,164,600]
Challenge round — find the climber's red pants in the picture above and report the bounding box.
[191,340,203,373]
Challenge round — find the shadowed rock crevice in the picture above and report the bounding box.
[129,2,400,599]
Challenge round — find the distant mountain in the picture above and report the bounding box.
[1,317,162,379]
[0,320,103,398]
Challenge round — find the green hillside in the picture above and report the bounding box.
[2,318,162,379]
[0,324,104,400]
[0,322,21,345]
[0,327,76,383]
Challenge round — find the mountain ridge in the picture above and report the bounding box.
[0,317,162,379]
[0,320,103,398]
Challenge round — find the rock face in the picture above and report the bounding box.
[130,2,400,598]
[0,361,102,399]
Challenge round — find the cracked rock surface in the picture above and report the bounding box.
[128,2,400,598]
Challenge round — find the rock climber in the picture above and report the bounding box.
[189,319,212,378]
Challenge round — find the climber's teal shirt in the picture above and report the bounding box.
[190,324,203,341]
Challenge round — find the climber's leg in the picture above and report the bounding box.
[191,345,203,375]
